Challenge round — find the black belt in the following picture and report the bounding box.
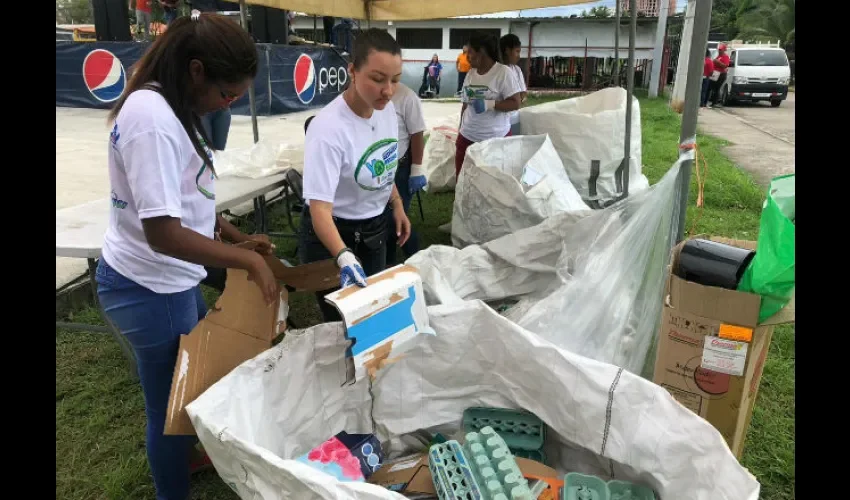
[301,204,388,226]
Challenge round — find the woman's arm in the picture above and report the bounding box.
[216,214,247,243]
[409,132,425,165]
[389,184,411,246]
[217,214,275,254]
[307,201,347,258]
[494,92,522,112]
[142,216,277,302]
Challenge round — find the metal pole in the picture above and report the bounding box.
[621,0,637,199]
[613,0,621,86]
[675,0,713,242]
[239,0,260,144]
[313,15,318,43]
[648,0,670,97]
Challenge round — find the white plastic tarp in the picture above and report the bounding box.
[451,134,590,247]
[186,300,760,500]
[518,87,650,208]
[422,126,459,194]
[213,138,304,179]
[412,159,685,375]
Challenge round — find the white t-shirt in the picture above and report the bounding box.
[102,88,217,294]
[303,94,400,220]
[460,62,523,142]
[507,64,527,125]
[390,83,426,159]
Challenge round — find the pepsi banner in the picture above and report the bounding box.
[56,42,348,116]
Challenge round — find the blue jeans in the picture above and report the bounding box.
[95,259,206,500]
[386,151,421,264]
[201,107,232,151]
[700,76,711,107]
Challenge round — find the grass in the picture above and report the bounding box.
[56,94,794,499]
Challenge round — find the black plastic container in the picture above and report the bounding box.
[677,239,756,290]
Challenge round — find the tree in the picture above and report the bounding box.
[56,0,94,24]
[736,0,794,51]
[582,6,613,18]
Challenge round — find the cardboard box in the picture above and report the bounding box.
[653,237,795,458]
[367,453,558,498]
[325,264,434,383]
[164,250,339,435]
[368,454,435,496]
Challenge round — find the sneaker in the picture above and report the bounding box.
[190,452,213,475]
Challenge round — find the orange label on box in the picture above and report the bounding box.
[718,323,753,342]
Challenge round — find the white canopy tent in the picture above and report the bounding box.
[226,0,713,240]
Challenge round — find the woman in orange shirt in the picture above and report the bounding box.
[456,44,471,95]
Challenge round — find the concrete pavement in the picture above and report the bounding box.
[696,92,795,187]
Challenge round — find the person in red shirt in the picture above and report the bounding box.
[701,48,713,107]
[709,43,731,108]
[133,0,152,40]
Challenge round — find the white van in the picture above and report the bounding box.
[718,45,791,107]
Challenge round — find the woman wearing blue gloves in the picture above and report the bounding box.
[455,32,523,178]
[299,28,412,322]
[387,81,426,264]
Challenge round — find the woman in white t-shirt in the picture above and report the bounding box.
[299,28,412,322]
[95,13,277,500]
[455,32,523,178]
[500,33,528,136]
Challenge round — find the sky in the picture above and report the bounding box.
[461,0,688,18]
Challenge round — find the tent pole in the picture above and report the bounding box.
[239,0,260,144]
[621,0,637,198]
[675,0,713,242]
[613,0,621,86]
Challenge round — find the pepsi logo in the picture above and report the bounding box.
[293,53,348,105]
[294,54,316,104]
[83,49,126,103]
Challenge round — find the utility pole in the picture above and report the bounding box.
[648,0,670,97]
[675,0,714,241]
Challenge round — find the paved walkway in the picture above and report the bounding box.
[696,93,795,187]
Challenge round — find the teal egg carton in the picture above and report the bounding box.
[429,426,534,500]
[608,480,656,500]
[462,408,546,454]
[561,474,656,500]
[429,440,484,500]
[511,448,547,465]
[562,473,609,500]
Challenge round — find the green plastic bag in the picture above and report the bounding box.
[738,174,795,323]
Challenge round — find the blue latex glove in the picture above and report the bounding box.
[409,163,427,194]
[336,249,368,288]
[471,99,495,114]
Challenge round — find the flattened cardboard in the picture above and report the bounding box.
[368,454,434,495]
[165,257,338,436]
[367,454,557,497]
[325,265,434,383]
[654,237,794,458]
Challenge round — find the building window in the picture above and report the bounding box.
[449,28,501,49]
[395,28,443,49]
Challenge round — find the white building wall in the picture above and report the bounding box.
[290,16,660,95]
[510,19,658,59]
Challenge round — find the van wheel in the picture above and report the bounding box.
[770,99,782,107]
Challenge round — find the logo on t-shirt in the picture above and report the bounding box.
[110,123,120,148]
[111,190,128,210]
[354,138,399,191]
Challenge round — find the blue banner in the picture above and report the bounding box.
[56,41,348,116]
